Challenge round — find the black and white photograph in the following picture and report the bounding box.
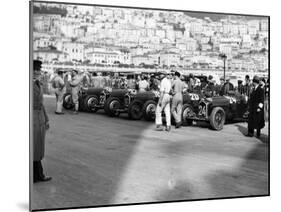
[30,0,269,211]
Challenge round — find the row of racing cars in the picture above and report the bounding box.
[62,86,249,131]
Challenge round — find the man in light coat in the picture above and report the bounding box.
[171,71,185,128]
[69,69,83,114]
[33,60,52,183]
[51,69,65,114]
[155,72,172,131]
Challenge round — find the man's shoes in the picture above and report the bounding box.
[55,111,64,115]
[165,126,171,132]
[175,122,182,129]
[34,176,52,183]
[73,111,79,115]
[40,176,52,182]
[155,125,164,131]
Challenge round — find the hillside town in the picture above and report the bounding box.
[33,3,269,78]
[31,3,269,211]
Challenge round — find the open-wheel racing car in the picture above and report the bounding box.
[127,91,203,122]
[104,89,137,117]
[62,87,112,112]
[182,92,248,130]
[127,90,248,130]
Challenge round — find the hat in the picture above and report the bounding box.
[208,75,214,82]
[72,69,78,74]
[252,75,260,84]
[56,68,63,75]
[220,76,224,80]
[33,60,42,71]
[225,76,230,81]
[159,71,168,75]
[238,80,243,84]
[175,71,181,77]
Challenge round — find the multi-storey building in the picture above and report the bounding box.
[34,48,68,63]
[86,48,131,65]
[62,42,85,61]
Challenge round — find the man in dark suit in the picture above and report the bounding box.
[220,76,234,96]
[242,75,252,100]
[247,75,265,138]
[33,60,52,183]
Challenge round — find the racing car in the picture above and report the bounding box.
[182,92,248,130]
[104,89,137,117]
[62,87,112,112]
[127,91,203,122]
[128,90,248,130]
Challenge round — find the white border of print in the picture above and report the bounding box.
[1,0,279,212]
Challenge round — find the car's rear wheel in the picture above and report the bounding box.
[143,100,157,121]
[182,104,194,126]
[104,97,121,117]
[84,95,99,112]
[63,93,74,110]
[128,100,143,120]
[209,107,225,130]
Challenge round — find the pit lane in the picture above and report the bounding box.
[31,95,269,210]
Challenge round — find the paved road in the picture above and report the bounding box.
[31,96,269,210]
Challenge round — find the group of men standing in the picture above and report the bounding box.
[33,58,268,184]
[50,69,86,115]
[155,71,186,131]
[154,71,267,137]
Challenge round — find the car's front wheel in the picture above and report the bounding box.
[104,97,121,117]
[84,95,99,112]
[209,107,225,130]
[63,93,74,110]
[182,104,194,126]
[128,100,143,120]
[143,100,157,121]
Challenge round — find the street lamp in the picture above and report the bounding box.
[219,53,227,81]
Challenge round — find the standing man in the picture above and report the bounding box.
[188,73,195,92]
[51,69,65,115]
[69,69,83,114]
[138,75,150,92]
[243,75,252,101]
[237,80,244,94]
[204,75,216,97]
[171,71,185,128]
[217,76,225,96]
[155,72,172,131]
[33,60,52,183]
[247,76,265,138]
[220,76,234,95]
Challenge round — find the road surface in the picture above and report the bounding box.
[31,96,269,210]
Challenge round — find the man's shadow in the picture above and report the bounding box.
[235,124,268,144]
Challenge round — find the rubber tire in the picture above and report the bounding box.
[63,93,74,110]
[142,100,157,121]
[209,107,226,130]
[128,100,144,120]
[83,95,99,113]
[182,104,194,126]
[104,97,121,117]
